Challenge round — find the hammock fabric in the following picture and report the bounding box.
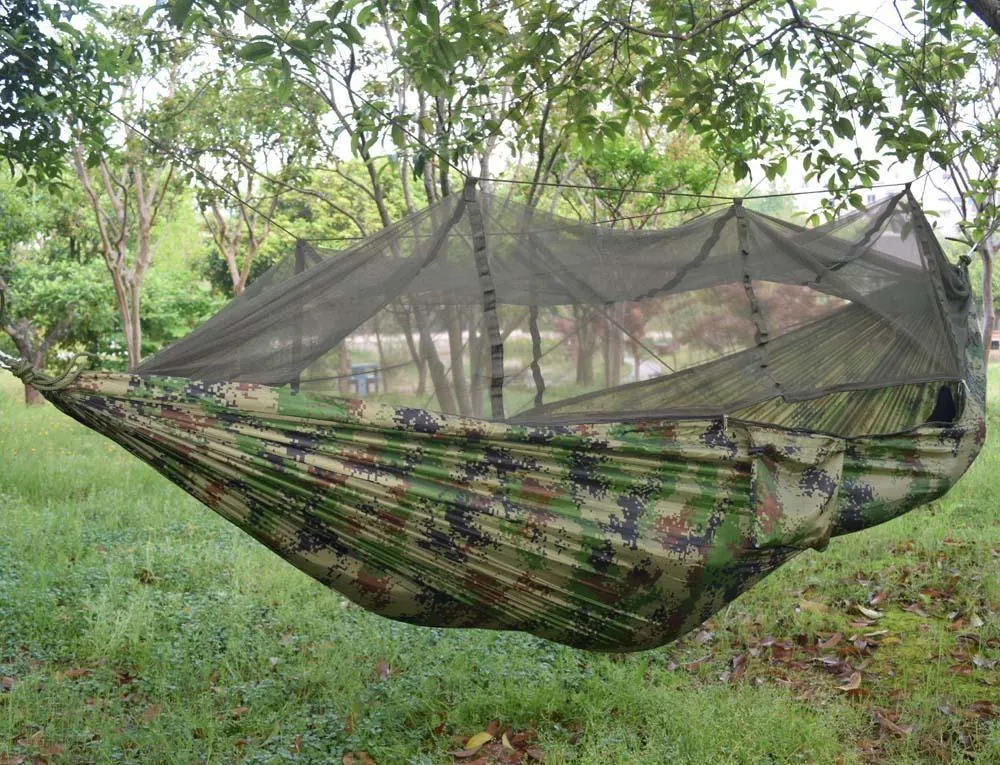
[4,181,988,651]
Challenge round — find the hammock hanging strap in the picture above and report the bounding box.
[464,176,505,420]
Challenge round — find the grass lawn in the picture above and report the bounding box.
[0,370,997,764]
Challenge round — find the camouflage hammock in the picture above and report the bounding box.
[1,183,987,651]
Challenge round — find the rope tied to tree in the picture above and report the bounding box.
[0,291,92,391]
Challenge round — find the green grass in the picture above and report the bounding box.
[1,371,997,764]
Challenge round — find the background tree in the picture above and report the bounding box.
[0,0,111,183]
[178,69,321,296]
[71,9,188,368]
[0,172,116,403]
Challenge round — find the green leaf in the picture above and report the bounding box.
[237,41,275,61]
[168,0,195,28]
[391,123,405,148]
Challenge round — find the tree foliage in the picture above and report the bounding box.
[0,0,112,183]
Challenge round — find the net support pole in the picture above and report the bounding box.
[464,176,505,420]
[734,199,775,386]
[291,238,306,394]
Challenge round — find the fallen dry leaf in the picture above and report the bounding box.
[837,671,863,691]
[875,710,913,738]
[39,743,65,757]
[230,705,250,718]
[967,701,997,720]
[0,676,14,691]
[854,605,883,620]
[450,748,488,759]
[0,757,27,765]
[63,668,90,680]
[818,632,843,650]
[375,659,391,682]
[525,747,545,761]
[464,732,493,751]
[142,704,161,722]
[486,720,500,737]
[501,733,515,751]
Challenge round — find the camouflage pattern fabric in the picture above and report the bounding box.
[43,331,984,652]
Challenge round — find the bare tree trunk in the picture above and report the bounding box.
[23,383,43,405]
[446,306,472,415]
[964,0,1000,37]
[982,243,995,365]
[338,343,350,396]
[372,315,389,393]
[396,304,426,394]
[414,306,456,413]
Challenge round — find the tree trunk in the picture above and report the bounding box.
[574,306,596,385]
[23,383,43,405]
[338,343,350,396]
[414,306,456,413]
[982,244,995,365]
[397,304,426,395]
[446,306,471,415]
[373,315,389,393]
[964,0,1000,37]
[468,320,484,418]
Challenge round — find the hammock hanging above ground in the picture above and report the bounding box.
[1,179,986,652]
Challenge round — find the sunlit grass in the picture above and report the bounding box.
[1,371,997,763]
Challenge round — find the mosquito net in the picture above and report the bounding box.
[138,180,972,436]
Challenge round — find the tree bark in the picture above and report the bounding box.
[414,306,456,413]
[982,243,995,365]
[964,0,1000,37]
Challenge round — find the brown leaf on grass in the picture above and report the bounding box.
[875,710,913,738]
[63,668,90,680]
[947,663,972,677]
[343,753,375,765]
[901,603,928,617]
[291,735,303,753]
[870,590,888,606]
[450,747,489,759]
[142,704,161,722]
[375,658,391,682]
[818,632,843,650]
[0,757,26,765]
[967,701,997,720]
[38,743,65,757]
[799,599,830,614]
[22,731,43,747]
[0,676,13,691]
[525,748,545,761]
[836,671,863,691]
[486,720,501,737]
[230,705,249,719]
[501,733,516,751]
[727,653,747,684]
